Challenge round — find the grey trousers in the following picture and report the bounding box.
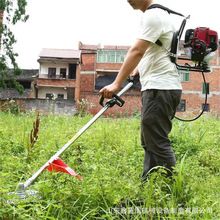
[141,89,182,179]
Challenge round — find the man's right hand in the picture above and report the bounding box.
[99,82,121,99]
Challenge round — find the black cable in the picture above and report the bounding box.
[175,71,208,122]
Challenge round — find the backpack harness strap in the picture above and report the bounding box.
[147,4,185,47]
[147,4,187,63]
[147,4,184,17]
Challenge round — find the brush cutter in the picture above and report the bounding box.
[9,77,137,200]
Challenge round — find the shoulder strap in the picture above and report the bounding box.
[147,4,184,17]
[147,4,184,47]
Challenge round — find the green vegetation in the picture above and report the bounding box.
[0,111,219,219]
[1,0,29,93]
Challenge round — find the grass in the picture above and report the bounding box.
[0,111,219,219]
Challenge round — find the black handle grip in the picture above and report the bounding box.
[99,96,105,107]
[112,94,125,107]
[99,94,125,108]
[127,74,140,84]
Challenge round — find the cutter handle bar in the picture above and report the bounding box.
[20,81,134,191]
[99,94,125,108]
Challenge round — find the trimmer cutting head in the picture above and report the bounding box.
[7,183,40,203]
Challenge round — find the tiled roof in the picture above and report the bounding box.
[0,88,32,99]
[79,43,130,51]
[79,44,99,50]
[39,48,81,59]
[6,69,38,81]
[103,45,131,50]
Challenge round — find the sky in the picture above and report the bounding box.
[5,0,220,69]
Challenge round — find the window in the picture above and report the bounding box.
[97,50,128,63]
[202,83,209,94]
[46,93,54,100]
[60,68,67,79]
[176,100,186,112]
[58,94,64,99]
[202,103,210,112]
[48,68,56,78]
[69,64,76,79]
[179,70,190,82]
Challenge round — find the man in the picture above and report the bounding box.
[100,0,182,181]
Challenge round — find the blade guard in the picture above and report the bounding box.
[43,158,83,181]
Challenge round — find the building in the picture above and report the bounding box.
[0,69,38,112]
[78,41,220,116]
[0,69,38,99]
[79,42,141,116]
[0,41,219,116]
[36,48,81,101]
[0,48,81,114]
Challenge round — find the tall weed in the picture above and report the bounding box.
[0,112,219,219]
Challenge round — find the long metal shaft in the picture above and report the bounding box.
[19,82,134,191]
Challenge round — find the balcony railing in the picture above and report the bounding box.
[39,74,75,80]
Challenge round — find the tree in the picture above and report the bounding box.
[0,0,29,94]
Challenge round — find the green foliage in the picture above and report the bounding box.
[7,99,19,114]
[77,99,95,117]
[0,112,219,219]
[0,0,29,93]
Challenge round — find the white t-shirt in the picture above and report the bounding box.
[137,8,182,91]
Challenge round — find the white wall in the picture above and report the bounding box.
[39,62,69,78]
[38,87,67,99]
